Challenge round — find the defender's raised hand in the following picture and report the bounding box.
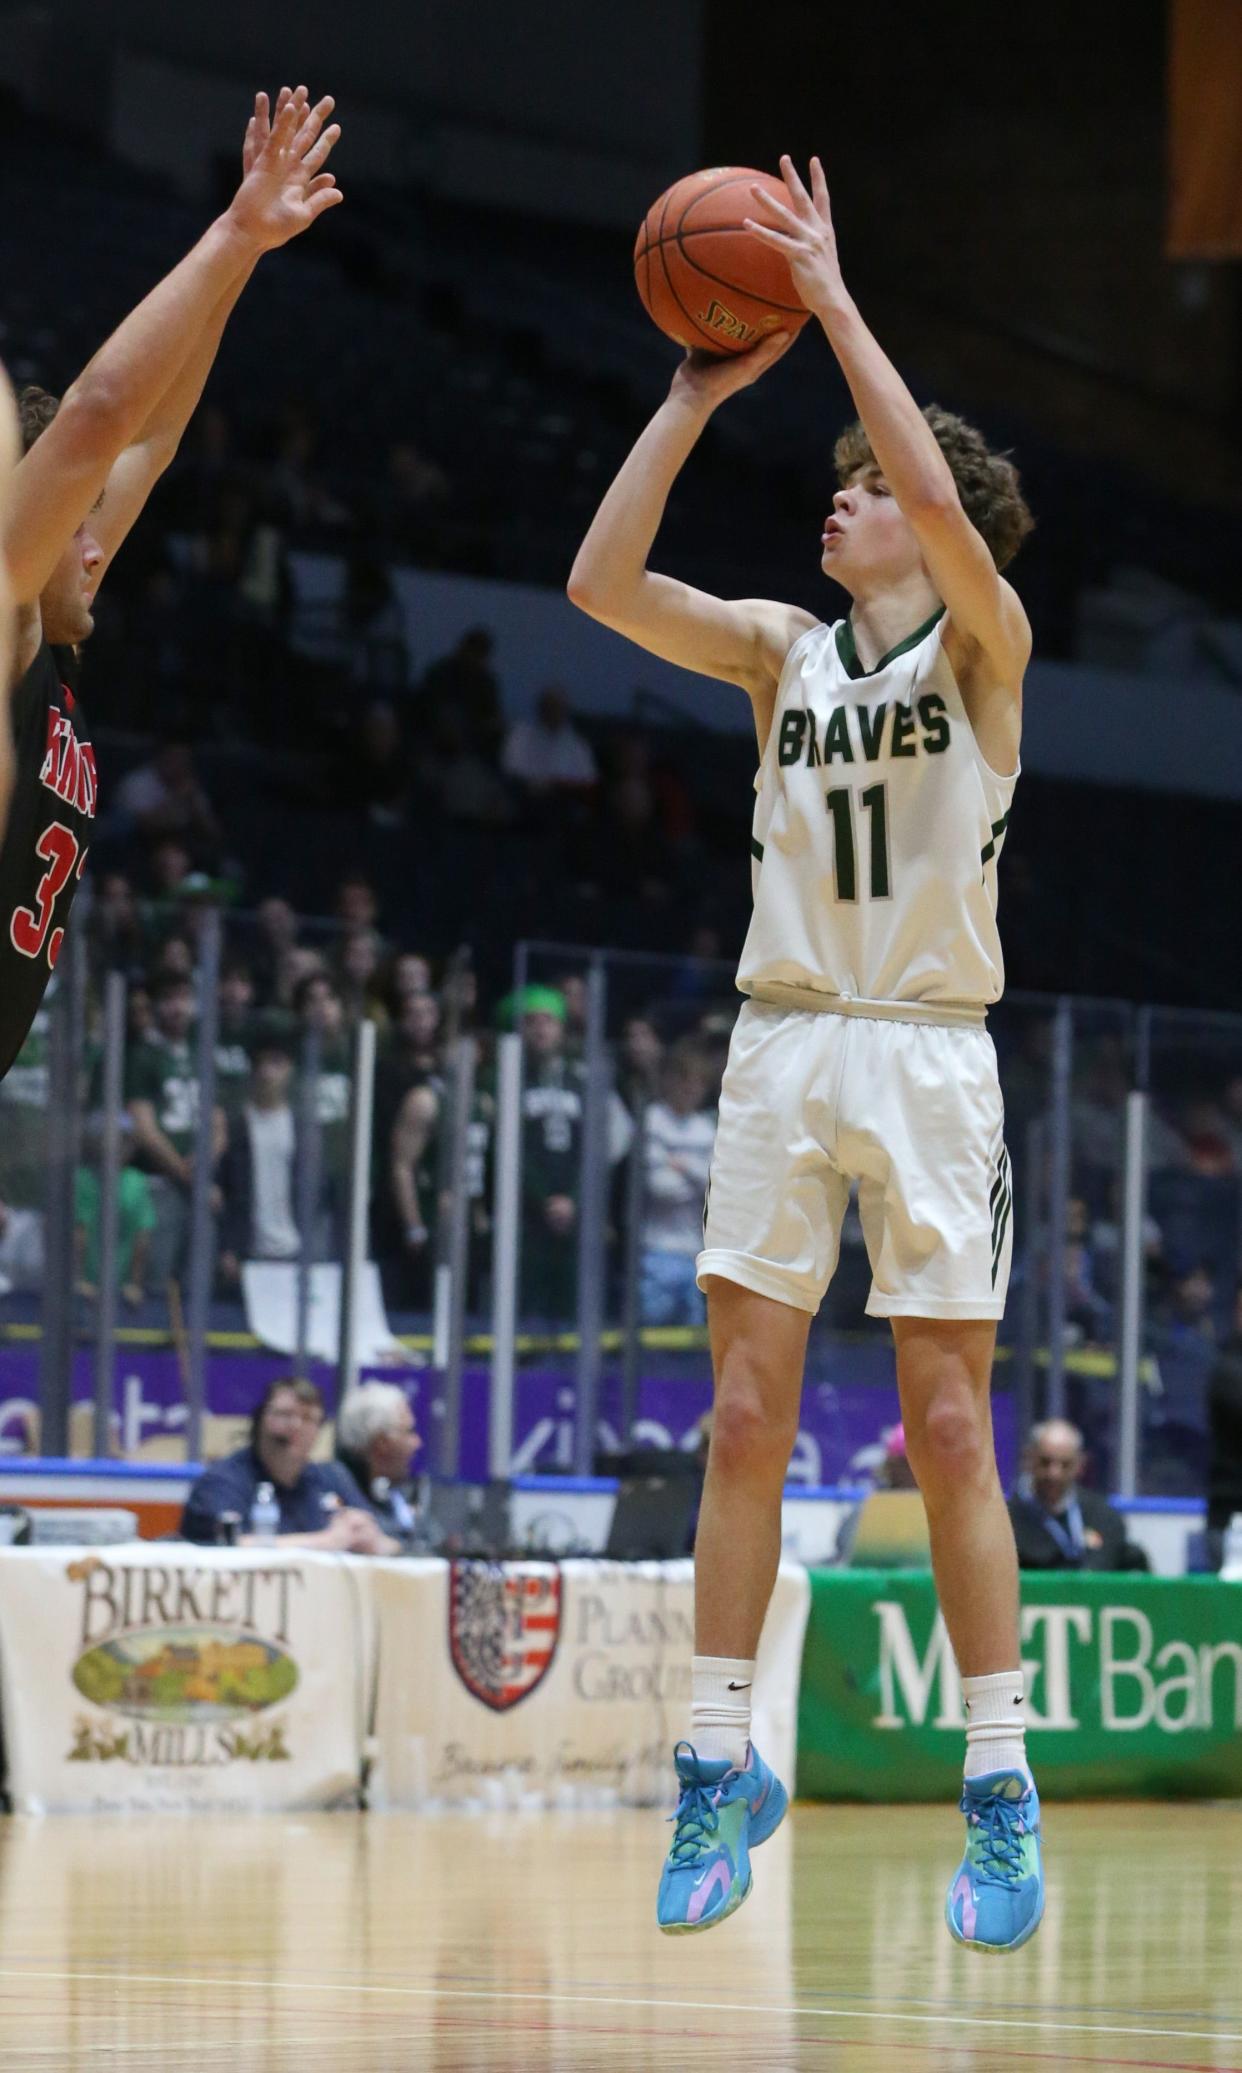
[243,86,303,178]
[228,88,342,253]
[744,155,847,319]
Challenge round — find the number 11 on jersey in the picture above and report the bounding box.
[825,783,891,903]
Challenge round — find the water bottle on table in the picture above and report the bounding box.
[249,1481,280,1544]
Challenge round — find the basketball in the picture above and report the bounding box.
[634,165,812,355]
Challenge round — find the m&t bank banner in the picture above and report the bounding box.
[797,1570,1242,1801]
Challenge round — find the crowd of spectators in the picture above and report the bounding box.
[0,858,735,1332]
[0,836,1236,1515]
[0,878,1236,1398]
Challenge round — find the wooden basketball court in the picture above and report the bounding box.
[1,1801,1238,2069]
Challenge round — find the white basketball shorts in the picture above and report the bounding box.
[697,999,1013,1320]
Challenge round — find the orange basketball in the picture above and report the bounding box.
[634,166,811,356]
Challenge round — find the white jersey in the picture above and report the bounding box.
[736,608,1018,1018]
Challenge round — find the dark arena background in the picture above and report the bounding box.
[0,2,1239,2065]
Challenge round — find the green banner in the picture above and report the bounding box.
[796,1569,1242,1800]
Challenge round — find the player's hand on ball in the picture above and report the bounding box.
[744,155,847,317]
[670,326,795,411]
[228,86,343,251]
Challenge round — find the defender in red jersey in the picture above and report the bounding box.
[0,85,343,1077]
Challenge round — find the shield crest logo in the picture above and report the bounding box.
[447,1560,562,1711]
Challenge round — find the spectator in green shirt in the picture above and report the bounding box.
[74,1117,157,1308]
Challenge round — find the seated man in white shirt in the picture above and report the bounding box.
[335,1381,424,1544]
[501,685,597,796]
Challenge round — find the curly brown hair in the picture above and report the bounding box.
[16,384,60,456]
[833,405,1034,571]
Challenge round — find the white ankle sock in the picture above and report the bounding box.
[690,1654,754,1769]
[962,1669,1031,1782]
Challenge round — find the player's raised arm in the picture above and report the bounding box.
[567,337,815,709]
[3,87,343,614]
[745,157,1031,698]
[90,88,341,580]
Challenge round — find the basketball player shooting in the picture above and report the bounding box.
[0,86,341,1083]
[569,154,1041,1953]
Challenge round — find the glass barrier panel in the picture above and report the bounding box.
[467,947,587,1488]
[71,897,367,1467]
[0,990,56,1456]
[601,948,737,1481]
[1141,1008,1242,1526]
[1064,997,1136,1491]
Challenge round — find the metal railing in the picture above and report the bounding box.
[0,910,1237,1508]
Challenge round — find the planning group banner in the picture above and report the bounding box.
[0,1545,370,1814]
[369,1557,810,1811]
[797,1569,1242,1801]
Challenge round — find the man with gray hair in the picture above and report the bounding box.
[1008,1418,1145,1571]
[335,1382,423,1543]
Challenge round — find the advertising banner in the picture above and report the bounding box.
[797,1569,1242,1801]
[0,1545,369,1813]
[369,1557,809,1811]
[0,1337,1017,1489]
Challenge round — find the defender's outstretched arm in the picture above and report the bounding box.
[92,88,340,576]
[4,89,342,611]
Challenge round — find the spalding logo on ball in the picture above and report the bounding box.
[634,166,811,355]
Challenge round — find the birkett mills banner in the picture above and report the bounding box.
[0,1546,367,1813]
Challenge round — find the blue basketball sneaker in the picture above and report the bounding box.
[656,1740,788,1935]
[946,1770,1045,1954]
